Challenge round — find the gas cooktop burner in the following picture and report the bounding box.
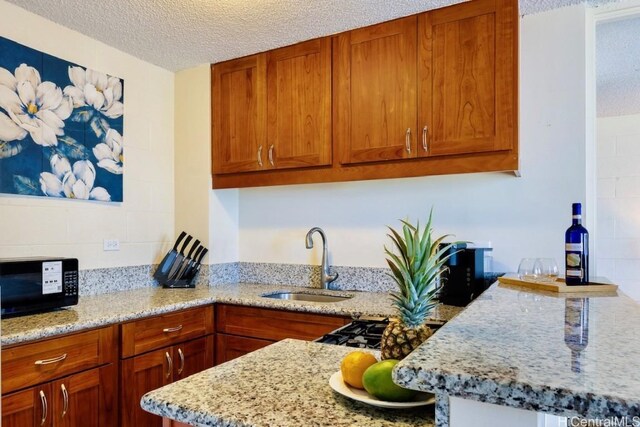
[315,317,445,349]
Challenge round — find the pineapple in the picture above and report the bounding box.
[381,210,457,360]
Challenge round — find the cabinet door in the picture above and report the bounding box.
[121,348,173,427]
[334,16,418,164]
[174,336,214,381]
[418,0,517,157]
[2,385,52,427]
[212,54,267,174]
[266,38,332,169]
[54,364,116,427]
[215,334,273,365]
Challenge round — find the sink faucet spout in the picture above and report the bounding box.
[305,227,339,289]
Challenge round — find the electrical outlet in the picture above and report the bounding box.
[103,239,120,251]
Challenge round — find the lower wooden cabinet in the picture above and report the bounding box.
[214,305,349,365]
[1,364,116,427]
[2,386,47,427]
[120,335,214,427]
[215,333,273,365]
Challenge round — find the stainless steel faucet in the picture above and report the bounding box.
[305,227,339,289]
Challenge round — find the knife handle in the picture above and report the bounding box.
[179,235,193,254]
[196,248,208,264]
[191,245,204,263]
[173,231,187,251]
[186,240,200,259]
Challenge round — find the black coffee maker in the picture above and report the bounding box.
[439,243,492,307]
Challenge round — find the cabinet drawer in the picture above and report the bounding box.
[216,304,348,341]
[121,306,214,358]
[1,326,116,395]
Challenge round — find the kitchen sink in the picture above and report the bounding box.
[261,292,353,303]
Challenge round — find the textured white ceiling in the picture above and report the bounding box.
[1,0,621,71]
[597,16,640,116]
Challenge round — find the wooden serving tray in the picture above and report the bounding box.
[498,276,618,293]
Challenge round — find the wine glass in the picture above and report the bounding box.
[518,258,541,281]
[535,258,559,283]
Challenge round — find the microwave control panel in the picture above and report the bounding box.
[63,270,79,296]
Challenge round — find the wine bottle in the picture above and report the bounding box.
[564,298,589,373]
[565,203,589,285]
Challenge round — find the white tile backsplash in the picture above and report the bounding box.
[597,114,640,300]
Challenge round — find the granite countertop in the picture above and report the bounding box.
[394,283,640,419]
[141,339,435,427]
[1,283,462,346]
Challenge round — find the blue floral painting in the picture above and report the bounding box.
[0,36,123,202]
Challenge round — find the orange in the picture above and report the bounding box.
[340,351,378,389]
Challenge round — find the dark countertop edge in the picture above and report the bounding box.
[395,368,639,418]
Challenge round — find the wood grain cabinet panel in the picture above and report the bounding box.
[418,0,517,157]
[174,336,214,381]
[334,16,418,164]
[121,347,171,427]
[1,326,116,395]
[120,308,215,427]
[216,304,348,342]
[121,306,214,358]
[2,386,51,427]
[212,54,267,174]
[266,38,332,169]
[53,364,116,427]
[2,365,116,427]
[215,334,273,365]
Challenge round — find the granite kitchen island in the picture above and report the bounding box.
[141,339,435,427]
[394,283,640,426]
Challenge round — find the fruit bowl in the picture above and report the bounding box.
[329,371,435,409]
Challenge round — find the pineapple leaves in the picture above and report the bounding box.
[384,209,463,329]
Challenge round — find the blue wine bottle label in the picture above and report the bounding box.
[565,243,583,251]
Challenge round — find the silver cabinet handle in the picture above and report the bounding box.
[405,128,411,153]
[162,325,183,333]
[257,145,263,167]
[268,145,275,166]
[165,351,172,380]
[422,125,428,152]
[177,348,185,376]
[61,383,69,418]
[35,353,67,365]
[39,390,48,426]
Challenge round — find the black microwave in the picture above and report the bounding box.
[0,257,79,317]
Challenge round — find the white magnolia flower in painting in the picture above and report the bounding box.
[40,154,111,201]
[0,108,26,142]
[0,64,73,146]
[64,66,123,119]
[93,128,123,174]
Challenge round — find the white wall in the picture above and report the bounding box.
[0,0,175,269]
[174,65,239,265]
[596,113,640,301]
[236,4,590,273]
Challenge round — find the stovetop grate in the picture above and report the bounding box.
[315,317,445,349]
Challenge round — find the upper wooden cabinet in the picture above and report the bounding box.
[211,0,518,188]
[336,0,516,164]
[334,17,418,164]
[212,38,332,174]
[212,54,267,174]
[419,0,516,157]
[267,38,332,169]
